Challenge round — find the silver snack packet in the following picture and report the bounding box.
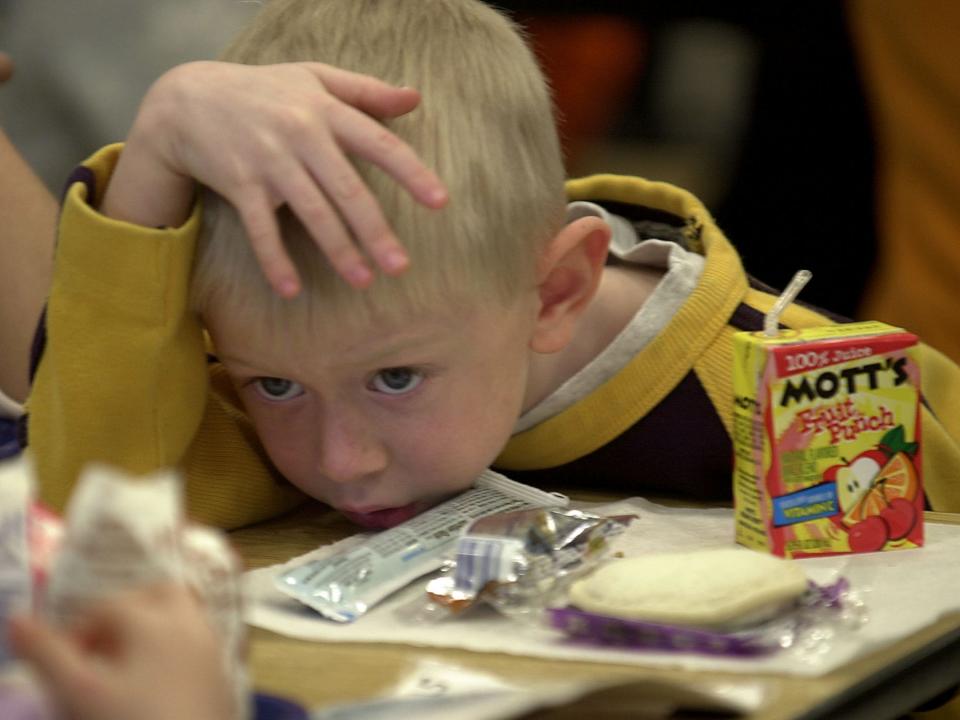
[425,508,635,620]
[276,471,568,623]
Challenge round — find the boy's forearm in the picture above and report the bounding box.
[0,128,57,403]
[101,81,195,230]
[101,147,195,231]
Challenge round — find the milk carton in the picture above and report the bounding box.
[733,321,923,558]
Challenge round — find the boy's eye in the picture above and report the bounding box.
[370,367,423,395]
[253,377,304,401]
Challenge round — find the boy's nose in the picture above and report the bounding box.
[314,413,388,485]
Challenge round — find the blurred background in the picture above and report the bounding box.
[1,0,957,362]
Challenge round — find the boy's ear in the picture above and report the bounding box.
[530,216,611,353]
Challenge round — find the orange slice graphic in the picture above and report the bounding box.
[878,452,919,503]
[843,485,889,526]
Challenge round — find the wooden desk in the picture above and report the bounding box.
[231,502,960,720]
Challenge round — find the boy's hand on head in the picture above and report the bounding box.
[8,583,235,720]
[104,61,448,298]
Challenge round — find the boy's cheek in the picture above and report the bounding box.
[250,421,313,484]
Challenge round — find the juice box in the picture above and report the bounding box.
[732,320,923,558]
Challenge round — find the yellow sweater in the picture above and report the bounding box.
[26,146,960,528]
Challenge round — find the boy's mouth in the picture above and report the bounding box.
[340,502,424,529]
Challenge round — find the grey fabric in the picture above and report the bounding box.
[0,0,257,190]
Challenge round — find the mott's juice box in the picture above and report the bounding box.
[733,320,923,558]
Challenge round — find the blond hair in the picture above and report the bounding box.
[191,0,566,335]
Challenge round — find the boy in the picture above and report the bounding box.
[26,0,960,529]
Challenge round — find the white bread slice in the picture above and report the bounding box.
[568,548,808,628]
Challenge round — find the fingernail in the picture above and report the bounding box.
[382,250,409,273]
[430,187,448,205]
[348,265,374,287]
[278,279,300,298]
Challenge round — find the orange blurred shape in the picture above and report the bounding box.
[520,14,647,169]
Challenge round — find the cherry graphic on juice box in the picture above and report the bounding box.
[732,271,923,558]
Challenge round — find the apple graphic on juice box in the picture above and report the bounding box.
[829,447,888,520]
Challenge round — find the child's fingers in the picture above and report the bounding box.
[71,584,191,650]
[232,188,303,298]
[68,590,149,648]
[306,65,448,210]
[294,138,409,279]
[273,160,376,288]
[306,63,421,119]
[7,615,101,703]
[326,103,448,212]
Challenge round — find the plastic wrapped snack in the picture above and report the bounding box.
[567,549,808,629]
[182,525,249,717]
[42,464,251,720]
[276,470,567,622]
[424,507,635,620]
[44,465,186,626]
[0,456,33,667]
[27,503,63,597]
[551,548,863,657]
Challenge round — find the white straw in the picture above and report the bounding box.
[764,270,813,337]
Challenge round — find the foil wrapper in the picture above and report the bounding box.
[425,507,635,619]
[276,472,567,623]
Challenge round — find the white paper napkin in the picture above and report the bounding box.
[244,498,960,677]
